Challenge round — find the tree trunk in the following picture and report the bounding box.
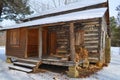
[0,0,3,17]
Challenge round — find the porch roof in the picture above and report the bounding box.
[0,7,107,30]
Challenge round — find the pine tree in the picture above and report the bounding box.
[110,17,120,46]
[0,0,32,22]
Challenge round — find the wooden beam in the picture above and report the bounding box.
[69,23,75,61]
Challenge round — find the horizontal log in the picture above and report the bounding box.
[85,32,98,34]
[57,39,69,42]
[82,22,99,25]
[84,33,98,36]
[84,44,98,47]
[84,41,99,44]
[86,48,98,51]
[87,49,98,52]
[57,42,68,44]
[84,37,99,41]
[85,46,98,49]
[88,57,99,63]
[57,50,68,53]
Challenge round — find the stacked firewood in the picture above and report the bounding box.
[75,45,89,68]
[75,46,88,62]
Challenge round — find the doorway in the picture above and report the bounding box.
[27,28,39,58]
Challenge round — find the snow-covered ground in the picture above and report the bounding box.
[0,46,6,61]
[0,46,120,80]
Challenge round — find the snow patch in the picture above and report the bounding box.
[0,47,120,80]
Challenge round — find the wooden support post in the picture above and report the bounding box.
[39,28,42,59]
[69,23,75,61]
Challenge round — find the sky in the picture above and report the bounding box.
[109,0,120,17]
[0,0,120,27]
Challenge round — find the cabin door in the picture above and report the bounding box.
[27,28,39,58]
[48,32,57,55]
[42,29,57,56]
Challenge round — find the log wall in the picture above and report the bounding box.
[74,19,100,60]
[48,25,70,56]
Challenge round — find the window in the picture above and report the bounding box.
[10,29,20,46]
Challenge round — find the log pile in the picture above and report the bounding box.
[75,45,89,68]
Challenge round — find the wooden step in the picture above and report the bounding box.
[13,62,36,67]
[9,65,33,73]
[9,58,42,73]
[16,58,39,64]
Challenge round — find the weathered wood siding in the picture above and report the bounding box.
[99,16,108,63]
[48,25,70,55]
[83,20,100,59]
[6,28,27,58]
[73,19,100,60]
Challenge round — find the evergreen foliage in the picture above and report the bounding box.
[0,0,32,22]
[110,17,120,46]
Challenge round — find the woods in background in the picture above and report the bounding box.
[110,17,120,47]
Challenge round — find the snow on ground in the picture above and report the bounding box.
[0,46,120,80]
[0,46,6,61]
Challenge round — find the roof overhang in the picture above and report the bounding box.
[0,8,107,31]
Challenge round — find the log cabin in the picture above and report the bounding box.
[0,0,110,77]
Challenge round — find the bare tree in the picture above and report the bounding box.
[28,0,79,14]
[116,5,120,25]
